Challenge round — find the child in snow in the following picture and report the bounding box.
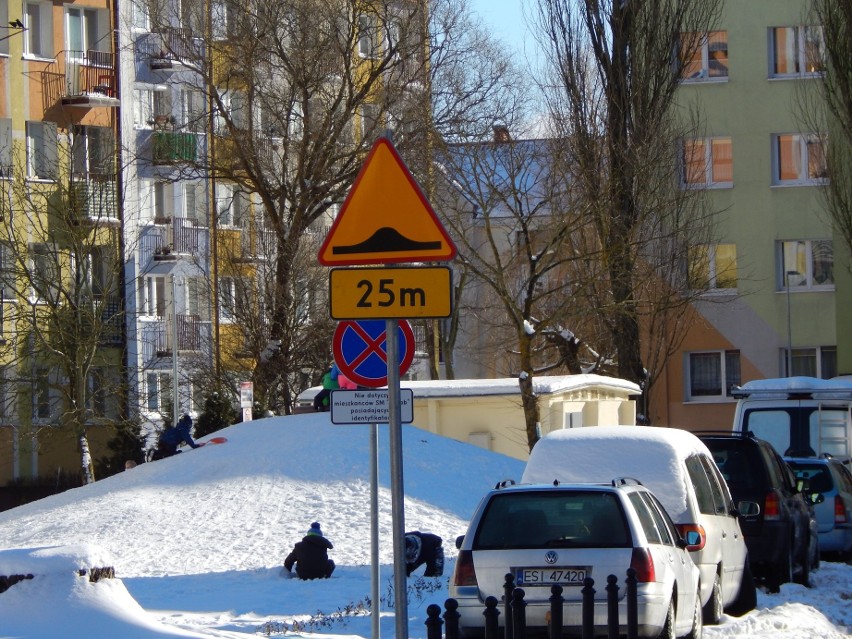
[283,522,335,579]
[404,531,444,577]
[152,414,199,460]
[312,365,340,411]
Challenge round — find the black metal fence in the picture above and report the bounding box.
[426,570,639,639]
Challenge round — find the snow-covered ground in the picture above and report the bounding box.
[0,413,849,638]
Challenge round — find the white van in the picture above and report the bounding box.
[522,426,756,624]
[731,376,852,462]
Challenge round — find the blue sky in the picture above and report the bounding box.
[469,0,531,57]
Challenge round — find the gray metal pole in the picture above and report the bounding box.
[386,319,408,639]
[786,270,795,376]
[172,275,180,425]
[371,421,380,639]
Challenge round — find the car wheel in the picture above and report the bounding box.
[767,541,793,593]
[657,598,675,639]
[684,590,703,639]
[701,573,722,625]
[725,557,757,617]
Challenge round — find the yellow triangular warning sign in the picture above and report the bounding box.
[318,137,456,266]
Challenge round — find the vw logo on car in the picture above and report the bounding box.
[544,551,558,564]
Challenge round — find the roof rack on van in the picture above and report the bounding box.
[612,477,643,487]
[731,378,852,400]
[494,479,516,489]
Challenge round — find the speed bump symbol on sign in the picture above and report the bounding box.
[318,137,456,266]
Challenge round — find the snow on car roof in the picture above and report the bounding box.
[739,376,852,397]
[521,426,712,521]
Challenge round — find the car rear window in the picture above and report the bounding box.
[787,462,834,493]
[705,441,765,492]
[473,491,631,550]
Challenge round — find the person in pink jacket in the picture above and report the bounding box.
[337,373,358,390]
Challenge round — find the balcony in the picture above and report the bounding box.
[61,50,119,108]
[146,314,210,357]
[141,217,210,264]
[69,176,119,224]
[153,131,198,164]
[140,28,202,71]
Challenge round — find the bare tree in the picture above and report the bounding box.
[810,0,852,261]
[0,129,127,484]
[532,0,723,420]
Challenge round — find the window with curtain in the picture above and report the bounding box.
[681,137,733,187]
[778,239,834,289]
[770,26,824,77]
[679,31,728,81]
[773,133,827,184]
[688,243,737,291]
[687,350,740,400]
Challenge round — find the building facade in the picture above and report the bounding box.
[653,0,851,429]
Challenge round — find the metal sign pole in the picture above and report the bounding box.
[370,421,380,639]
[386,319,408,639]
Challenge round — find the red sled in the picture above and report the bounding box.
[198,436,228,447]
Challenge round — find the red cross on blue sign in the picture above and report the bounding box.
[332,320,415,388]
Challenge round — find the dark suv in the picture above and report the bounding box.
[698,433,815,592]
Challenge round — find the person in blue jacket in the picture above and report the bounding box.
[153,414,199,460]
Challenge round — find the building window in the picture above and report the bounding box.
[183,182,207,225]
[358,14,377,58]
[0,118,11,178]
[688,243,737,291]
[0,1,9,56]
[26,121,58,179]
[219,277,236,321]
[65,6,110,56]
[770,26,824,77]
[33,367,52,420]
[24,2,54,59]
[180,88,205,133]
[782,346,837,378]
[772,133,827,185]
[686,350,740,401]
[0,366,14,420]
[140,275,167,317]
[0,242,16,301]
[146,370,172,413]
[778,239,834,290]
[680,31,728,81]
[681,137,732,187]
[71,125,115,177]
[31,243,58,302]
[216,183,246,227]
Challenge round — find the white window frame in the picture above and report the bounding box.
[0,0,9,56]
[146,370,172,413]
[679,31,728,82]
[65,6,110,58]
[681,137,733,188]
[777,239,834,291]
[140,274,167,317]
[219,276,236,321]
[685,350,741,402]
[24,1,54,59]
[26,121,58,180]
[32,366,54,422]
[358,14,377,58]
[0,117,12,178]
[781,346,837,379]
[772,133,827,185]
[769,26,824,78]
[688,243,738,292]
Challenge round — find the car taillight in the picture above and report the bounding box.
[764,491,781,521]
[630,547,656,583]
[835,496,848,524]
[675,523,706,551]
[453,550,477,586]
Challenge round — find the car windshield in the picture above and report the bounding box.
[473,490,631,550]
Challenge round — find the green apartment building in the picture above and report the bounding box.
[655,0,851,429]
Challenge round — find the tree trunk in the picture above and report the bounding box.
[518,334,542,451]
[79,433,95,484]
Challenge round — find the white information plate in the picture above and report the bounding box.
[330,389,414,424]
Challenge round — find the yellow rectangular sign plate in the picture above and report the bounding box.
[329,266,452,319]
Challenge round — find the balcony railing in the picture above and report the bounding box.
[69,176,119,223]
[139,28,202,70]
[141,217,210,264]
[61,50,119,107]
[144,314,211,359]
[153,131,198,164]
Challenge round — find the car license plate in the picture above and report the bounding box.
[516,567,588,586]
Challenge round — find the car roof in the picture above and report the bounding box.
[522,426,712,521]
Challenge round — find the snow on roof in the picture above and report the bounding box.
[737,376,852,400]
[521,426,712,521]
[298,374,640,401]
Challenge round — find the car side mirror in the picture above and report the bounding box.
[455,535,465,550]
[736,500,761,517]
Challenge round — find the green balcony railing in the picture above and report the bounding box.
[153,131,197,164]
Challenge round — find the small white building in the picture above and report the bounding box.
[299,374,639,461]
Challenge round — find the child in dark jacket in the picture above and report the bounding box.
[404,531,444,577]
[152,414,199,460]
[283,522,335,579]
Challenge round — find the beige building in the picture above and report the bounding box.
[302,374,640,461]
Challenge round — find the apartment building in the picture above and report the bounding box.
[653,0,851,429]
[0,0,123,483]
